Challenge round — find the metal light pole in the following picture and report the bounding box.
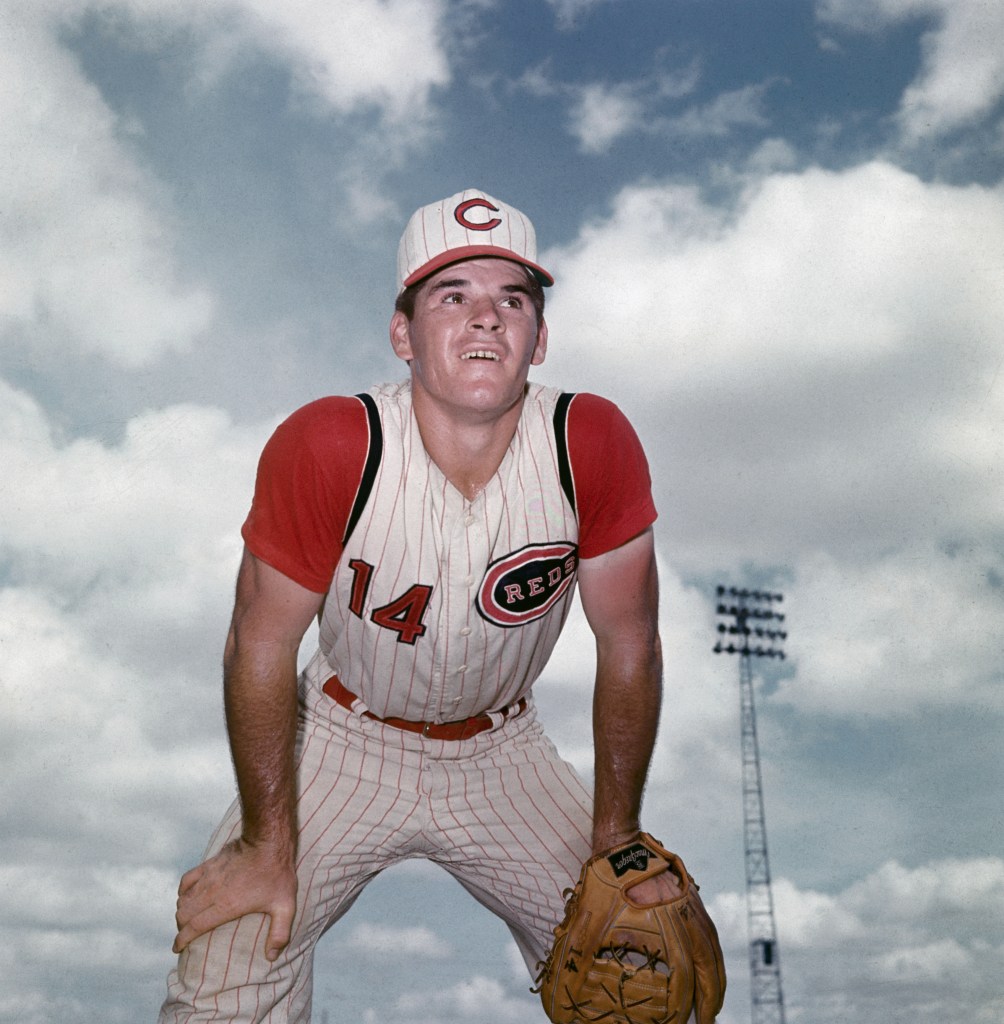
[714,586,788,1024]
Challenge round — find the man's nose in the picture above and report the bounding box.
[468,297,503,330]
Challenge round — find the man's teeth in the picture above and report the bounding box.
[461,351,500,360]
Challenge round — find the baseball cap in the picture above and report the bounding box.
[397,188,554,291]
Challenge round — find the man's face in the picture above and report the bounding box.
[389,257,548,423]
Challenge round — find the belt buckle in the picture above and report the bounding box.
[422,721,434,738]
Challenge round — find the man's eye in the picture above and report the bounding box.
[501,296,523,308]
[443,292,464,303]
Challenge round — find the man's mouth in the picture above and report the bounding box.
[461,351,500,361]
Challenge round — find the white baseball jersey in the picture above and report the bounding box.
[242,380,656,724]
[312,381,578,722]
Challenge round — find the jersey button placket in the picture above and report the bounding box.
[432,500,473,718]
[456,511,482,680]
[458,505,485,688]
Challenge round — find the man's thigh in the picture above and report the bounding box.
[426,717,593,969]
[159,706,428,1022]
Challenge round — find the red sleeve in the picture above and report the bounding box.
[241,396,370,593]
[566,393,657,559]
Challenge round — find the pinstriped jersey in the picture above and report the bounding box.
[313,381,579,722]
[242,380,657,723]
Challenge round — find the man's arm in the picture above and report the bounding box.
[577,526,681,901]
[173,548,325,960]
[578,526,662,852]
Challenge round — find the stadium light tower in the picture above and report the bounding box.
[714,586,788,1024]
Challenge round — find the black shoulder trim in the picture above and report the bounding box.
[343,393,383,545]
[553,391,576,515]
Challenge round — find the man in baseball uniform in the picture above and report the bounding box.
[160,189,681,1022]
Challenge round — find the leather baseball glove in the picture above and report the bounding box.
[535,833,726,1024]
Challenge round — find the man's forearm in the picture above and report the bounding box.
[590,635,663,853]
[171,552,317,958]
[223,636,300,858]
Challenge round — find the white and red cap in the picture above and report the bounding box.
[397,188,554,291]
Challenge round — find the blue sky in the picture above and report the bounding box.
[2,1,1003,1022]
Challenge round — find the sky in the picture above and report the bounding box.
[1,0,1003,1021]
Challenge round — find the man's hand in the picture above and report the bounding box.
[594,828,685,905]
[173,837,297,962]
[627,865,684,904]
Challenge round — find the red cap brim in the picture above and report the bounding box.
[402,245,554,288]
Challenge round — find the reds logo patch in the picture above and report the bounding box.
[476,542,578,628]
[455,197,502,232]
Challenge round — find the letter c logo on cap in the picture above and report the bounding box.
[455,198,502,232]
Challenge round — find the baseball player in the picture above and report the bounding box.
[160,188,685,1022]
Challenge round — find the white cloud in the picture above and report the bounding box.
[818,0,1004,141]
[544,0,617,31]
[772,877,866,948]
[545,161,1004,378]
[0,581,234,855]
[874,938,973,982]
[845,857,1004,925]
[0,379,264,601]
[569,82,644,153]
[0,5,214,367]
[338,922,452,957]
[0,379,275,1019]
[529,156,1003,830]
[383,975,539,1024]
[785,547,1004,716]
[232,0,451,120]
[709,857,1004,1023]
[660,82,773,139]
[95,0,451,121]
[564,64,748,154]
[0,0,455,369]
[0,863,176,934]
[711,879,865,951]
[0,377,266,865]
[538,162,1004,567]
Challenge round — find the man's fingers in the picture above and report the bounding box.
[173,913,211,954]
[626,867,684,905]
[175,903,295,961]
[177,863,204,896]
[264,898,296,961]
[172,926,192,955]
[173,888,224,952]
[175,880,213,933]
[173,887,297,962]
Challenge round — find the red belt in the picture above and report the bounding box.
[322,675,527,741]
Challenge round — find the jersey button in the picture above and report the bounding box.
[464,515,475,527]
[460,627,472,637]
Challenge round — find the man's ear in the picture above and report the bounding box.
[389,310,413,362]
[530,318,548,366]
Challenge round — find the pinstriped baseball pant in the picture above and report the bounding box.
[158,692,593,1023]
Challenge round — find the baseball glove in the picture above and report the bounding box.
[535,833,726,1024]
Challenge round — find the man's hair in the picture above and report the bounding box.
[395,264,546,325]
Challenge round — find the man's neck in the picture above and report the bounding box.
[410,389,525,501]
